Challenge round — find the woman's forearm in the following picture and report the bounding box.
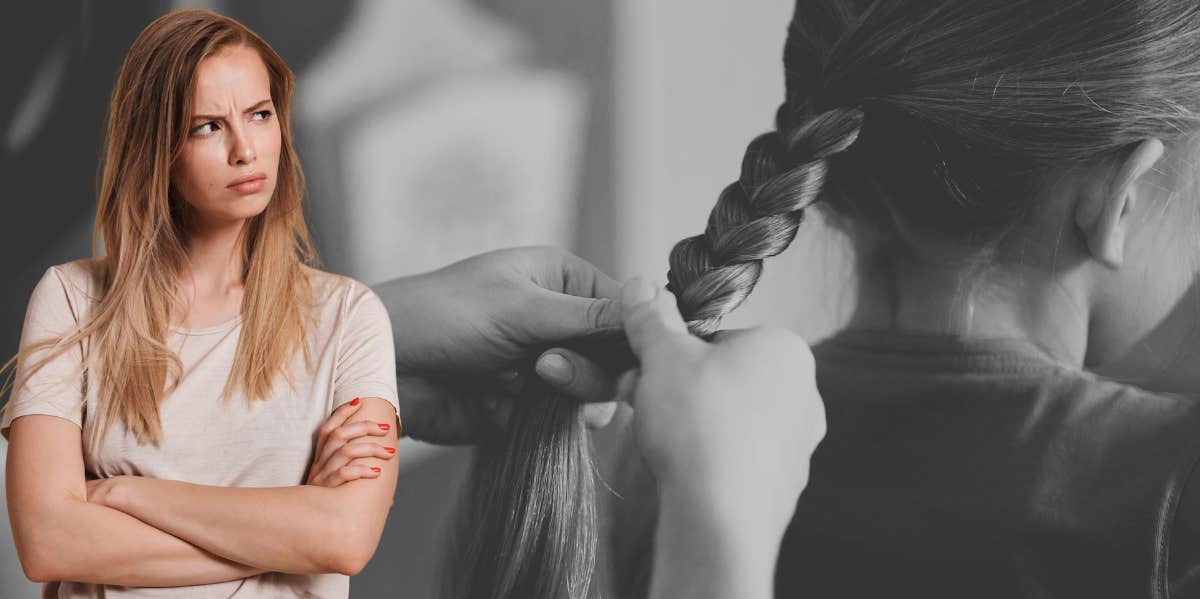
[19,497,264,587]
[105,477,383,575]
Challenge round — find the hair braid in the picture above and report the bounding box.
[668,106,864,335]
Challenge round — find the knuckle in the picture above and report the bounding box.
[584,297,610,328]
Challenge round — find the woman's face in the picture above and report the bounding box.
[1087,134,1200,394]
[172,44,280,229]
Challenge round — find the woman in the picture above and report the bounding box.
[4,10,400,596]
[642,0,1200,597]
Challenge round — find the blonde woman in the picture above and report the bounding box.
[3,10,401,597]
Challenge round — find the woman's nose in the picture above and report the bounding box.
[228,127,257,165]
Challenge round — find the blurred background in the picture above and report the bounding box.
[0,0,851,595]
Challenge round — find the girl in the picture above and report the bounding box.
[647,0,1200,597]
[4,10,400,597]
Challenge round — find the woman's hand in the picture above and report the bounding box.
[305,398,397,487]
[84,476,126,508]
[619,276,826,540]
[374,246,624,444]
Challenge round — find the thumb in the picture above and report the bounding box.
[523,289,622,343]
[621,276,696,359]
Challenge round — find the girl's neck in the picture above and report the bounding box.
[844,245,1092,368]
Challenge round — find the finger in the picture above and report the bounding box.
[402,394,490,445]
[614,368,641,407]
[495,370,525,396]
[314,397,363,462]
[316,420,392,468]
[320,397,364,437]
[314,442,396,484]
[492,397,515,431]
[555,250,623,301]
[535,348,617,403]
[314,464,382,488]
[525,289,622,340]
[582,401,619,429]
[621,277,693,358]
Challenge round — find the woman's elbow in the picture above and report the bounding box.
[17,540,63,583]
[327,519,384,576]
[328,542,375,577]
[331,552,370,577]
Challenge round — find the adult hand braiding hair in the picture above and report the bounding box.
[373,246,622,444]
[668,107,865,335]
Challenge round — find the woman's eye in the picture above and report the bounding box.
[192,121,219,135]
[252,110,273,121]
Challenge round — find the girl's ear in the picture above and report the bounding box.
[1073,138,1164,269]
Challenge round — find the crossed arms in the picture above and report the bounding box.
[5,397,397,587]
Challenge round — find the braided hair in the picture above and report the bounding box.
[669,106,864,335]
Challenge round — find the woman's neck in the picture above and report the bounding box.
[844,244,1093,368]
[175,219,248,327]
[184,220,247,292]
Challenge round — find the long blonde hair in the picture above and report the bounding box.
[3,9,317,451]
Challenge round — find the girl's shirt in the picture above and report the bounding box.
[2,259,400,598]
[777,330,1200,599]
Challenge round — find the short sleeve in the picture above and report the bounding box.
[332,281,399,419]
[1,267,86,439]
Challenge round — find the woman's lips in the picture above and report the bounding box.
[227,173,266,194]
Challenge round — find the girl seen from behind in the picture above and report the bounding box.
[623,1,1200,597]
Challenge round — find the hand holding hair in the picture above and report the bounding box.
[617,275,825,599]
[373,246,622,444]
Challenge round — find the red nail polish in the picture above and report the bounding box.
[370,467,381,473]
[350,397,360,406]
[379,423,390,431]
[385,447,395,454]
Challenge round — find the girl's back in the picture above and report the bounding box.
[780,331,1200,598]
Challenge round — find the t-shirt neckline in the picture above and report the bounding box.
[170,314,243,336]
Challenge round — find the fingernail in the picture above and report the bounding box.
[378,423,390,431]
[621,276,657,306]
[535,353,573,385]
[370,467,381,473]
[350,397,360,406]
[385,447,395,454]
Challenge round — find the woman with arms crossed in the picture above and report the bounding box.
[4,10,402,596]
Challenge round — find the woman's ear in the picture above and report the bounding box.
[1073,138,1165,268]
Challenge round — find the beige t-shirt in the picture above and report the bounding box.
[1,259,400,598]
